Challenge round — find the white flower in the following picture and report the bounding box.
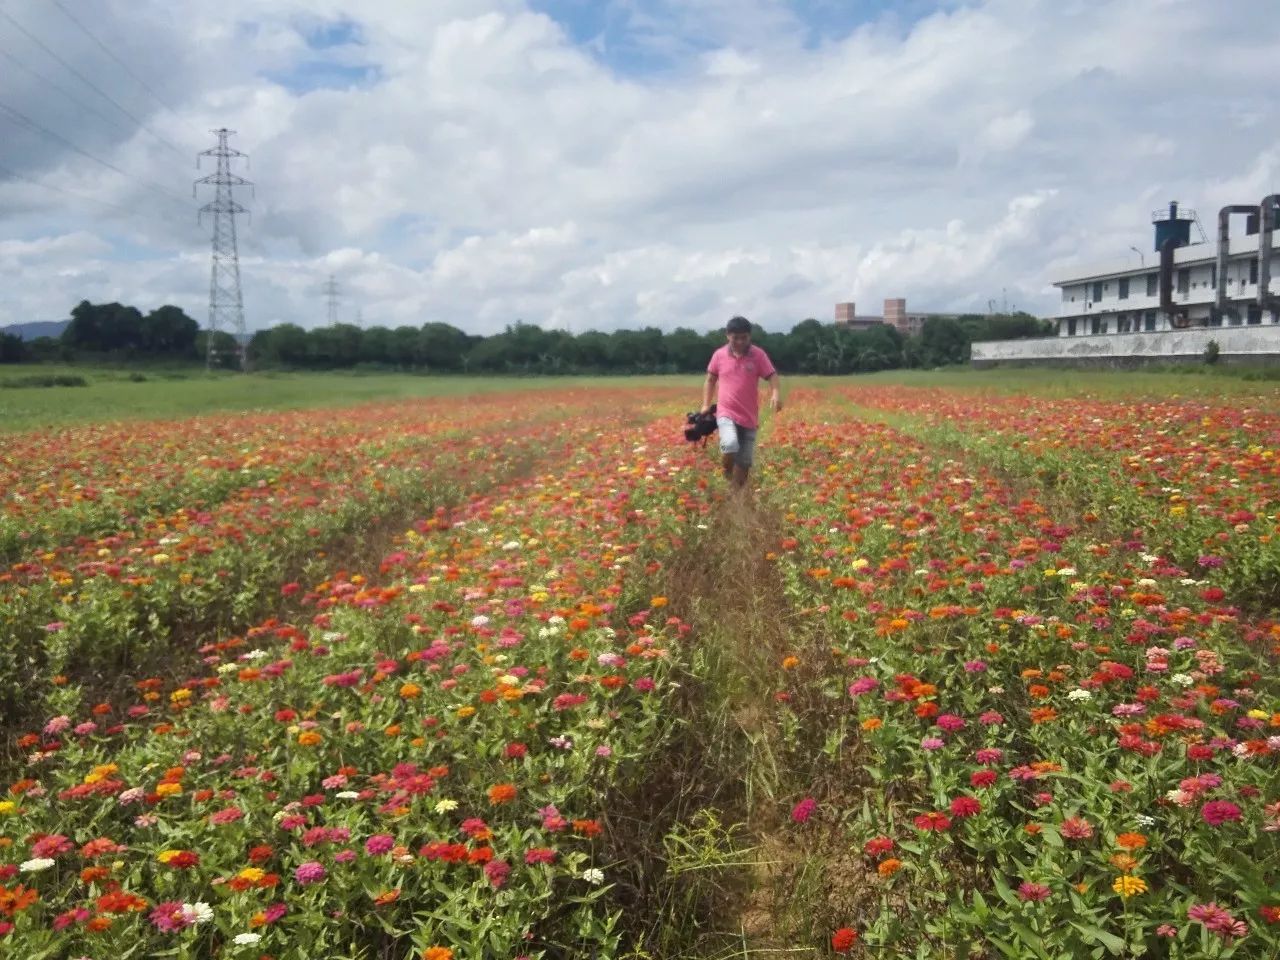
[217,662,238,674]
[185,902,214,924]
[233,932,263,946]
[1057,567,1078,578]
[242,648,269,661]
[335,791,360,800]
[582,868,605,885]
[1135,814,1156,827]
[1171,673,1195,687]
[434,798,459,814]
[501,540,521,551]
[1137,578,1157,588]
[20,857,54,872]
[1067,689,1093,702]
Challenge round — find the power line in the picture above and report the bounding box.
[0,159,133,215]
[0,45,136,142]
[0,97,189,207]
[48,0,179,116]
[0,7,186,159]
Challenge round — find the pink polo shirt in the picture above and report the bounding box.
[707,344,776,429]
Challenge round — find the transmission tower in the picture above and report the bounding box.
[324,274,341,326]
[195,128,251,369]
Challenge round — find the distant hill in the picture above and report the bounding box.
[1,320,70,341]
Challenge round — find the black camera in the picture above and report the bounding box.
[684,403,718,443]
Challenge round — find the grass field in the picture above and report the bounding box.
[2,371,1279,958]
[4,363,1280,433]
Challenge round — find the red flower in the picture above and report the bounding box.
[970,770,997,788]
[831,927,858,952]
[912,811,952,832]
[949,796,981,818]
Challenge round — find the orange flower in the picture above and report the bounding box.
[877,858,902,877]
[1115,833,1147,850]
[487,783,517,805]
[650,596,668,608]
[0,883,39,916]
[1109,853,1139,873]
[1029,707,1058,724]
[861,717,883,731]
[423,948,454,960]
[374,889,400,906]
[297,731,323,746]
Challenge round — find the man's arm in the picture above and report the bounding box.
[764,372,782,413]
[701,372,717,413]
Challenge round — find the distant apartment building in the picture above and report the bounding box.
[834,298,959,336]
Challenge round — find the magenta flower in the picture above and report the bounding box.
[484,859,511,888]
[791,797,817,824]
[1201,800,1243,826]
[294,861,327,885]
[1017,882,1051,902]
[149,901,193,932]
[364,834,395,855]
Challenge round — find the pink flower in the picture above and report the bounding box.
[974,748,1003,765]
[294,861,327,885]
[149,901,193,932]
[1059,817,1094,840]
[1017,882,1051,902]
[935,714,965,732]
[921,737,945,751]
[978,711,1004,726]
[484,859,511,888]
[1156,924,1177,937]
[365,834,395,855]
[848,677,878,697]
[1201,800,1242,826]
[209,806,243,825]
[524,847,556,865]
[791,797,817,824]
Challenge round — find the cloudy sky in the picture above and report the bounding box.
[1,0,1278,335]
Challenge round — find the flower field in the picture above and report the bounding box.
[1,379,1279,959]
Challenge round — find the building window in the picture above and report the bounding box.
[1249,305,1262,325]
[1067,318,1077,336]
[1119,278,1129,300]
[1146,273,1158,296]
[1251,259,1259,284]
[1177,268,1190,294]
[1090,316,1100,335]
[1144,310,1156,331]
[1092,281,1103,302]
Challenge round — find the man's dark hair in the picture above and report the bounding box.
[726,315,751,334]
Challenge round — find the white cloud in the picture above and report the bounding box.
[1,0,1278,334]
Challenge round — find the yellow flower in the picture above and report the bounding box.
[156,850,183,864]
[1112,875,1147,898]
[155,782,182,797]
[0,801,16,816]
[781,656,800,671]
[237,867,266,883]
[169,688,192,704]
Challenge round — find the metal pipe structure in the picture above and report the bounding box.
[1158,237,1189,328]
[1215,204,1256,323]
[1260,194,1280,320]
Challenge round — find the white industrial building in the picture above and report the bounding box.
[973,197,1280,365]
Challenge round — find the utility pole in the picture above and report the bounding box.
[324,274,340,326]
[195,128,251,370]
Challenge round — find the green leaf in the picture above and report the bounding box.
[1069,920,1127,955]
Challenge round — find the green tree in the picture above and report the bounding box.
[919,316,971,366]
[419,322,469,371]
[139,305,199,356]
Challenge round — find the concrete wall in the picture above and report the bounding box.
[971,326,1280,368]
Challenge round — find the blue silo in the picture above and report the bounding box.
[1152,201,1195,252]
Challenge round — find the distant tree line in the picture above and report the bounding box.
[1,300,1053,372]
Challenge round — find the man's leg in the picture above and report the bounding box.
[732,426,756,490]
[716,417,740,483]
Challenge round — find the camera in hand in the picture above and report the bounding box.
[684,403,718,442]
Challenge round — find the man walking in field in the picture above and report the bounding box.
[701,315,782,490]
